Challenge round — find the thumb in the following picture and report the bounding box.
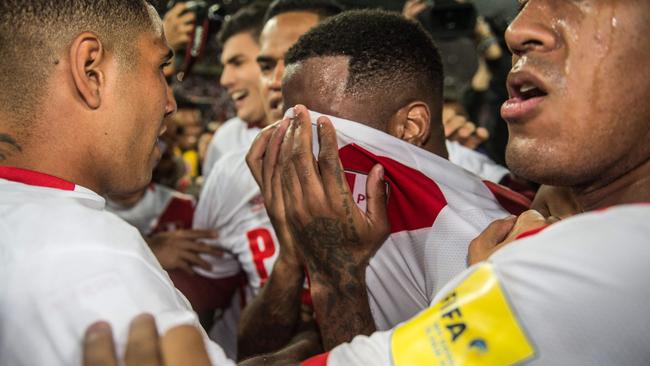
[365,164,389,230]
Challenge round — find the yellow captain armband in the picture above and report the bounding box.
[391,264,536,366]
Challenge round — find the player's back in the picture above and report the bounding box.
[0,168,232,366]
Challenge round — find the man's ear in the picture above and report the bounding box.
[69,32,106,110]
[387,101,431,146]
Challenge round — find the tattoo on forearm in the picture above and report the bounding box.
[0,134,22,161]
[291,160,376,349]
[238,265,305,360]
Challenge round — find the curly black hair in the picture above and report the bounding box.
[285,9,444,123]
[264,0,344,23]
[217,1,271,46]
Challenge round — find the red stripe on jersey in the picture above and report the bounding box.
[152,195,195,234]
[515,224,550,240]
[483,180,531,215]
[301,352,329,366]
[0,166,75,191]
[339,144,447,233]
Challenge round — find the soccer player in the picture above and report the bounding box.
[244,8,531,353]
[276,2,650,365]
[0,0,242,364]
[202,2,271,177]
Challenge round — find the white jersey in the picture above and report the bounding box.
[202,117,260,178]
[300,110,530,330]
[0,167,234,366]
[306,204,650,366]
[193,149,279,292]
[106,183,195,236]
[446,140,510,183]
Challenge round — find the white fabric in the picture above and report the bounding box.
[106,183,195,236]
[446,140,510,183]
[0,177,234,366]
[297,109,522,330]
[324,204,650,366]
[202,117,260,178]
[193,149,280,287]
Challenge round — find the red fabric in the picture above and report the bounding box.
[483,180,531,215]
[515,225,550,240]
[167,270,246,313]
[301,352,330,366]
[0,166,75,191]
[152,195,195,234]
[339,144,447,233]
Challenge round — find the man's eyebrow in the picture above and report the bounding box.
[256,55,275,64]
[225,54,244,64]
[163,48,174,62]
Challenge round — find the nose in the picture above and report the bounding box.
[505,2,558,57]
[220,64,234,90]
[270,60,284,91]
[164,83,177,118]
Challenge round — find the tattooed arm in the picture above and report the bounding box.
[239,121,310,359]
[279,106,390,350]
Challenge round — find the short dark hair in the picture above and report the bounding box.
[0,0,155,127]
[217,1,271,47]
[264,0,344,23]
[285,9,444,124]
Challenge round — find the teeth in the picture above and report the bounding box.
[231,91,247,101]
[520,83,537,93]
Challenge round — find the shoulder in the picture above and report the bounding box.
[493,203,650,265]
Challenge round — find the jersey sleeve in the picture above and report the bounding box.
[319,205,650,366]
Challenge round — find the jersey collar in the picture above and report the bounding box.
[0,166,105,208]
[0,166,75,191]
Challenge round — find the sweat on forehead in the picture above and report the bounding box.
[283,10,443,121]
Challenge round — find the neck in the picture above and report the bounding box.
[0,127,103,194]
[422,127,449,160]
[573,158,650,211]
[0,132,23,161]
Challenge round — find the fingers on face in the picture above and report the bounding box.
[291,106,325,202]
[124,314,162,366]
[365,164,390,236]
[83,321,118,366]
[264,118,291,202]
[247,122,279,188]
[280,118,307,220]
[316,116,350,201]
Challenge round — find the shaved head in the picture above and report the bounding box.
[0,0,157,128]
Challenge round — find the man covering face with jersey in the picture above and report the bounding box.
[246,8,531,352]
[280,1,649,365]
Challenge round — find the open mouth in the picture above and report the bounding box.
[230,90,248,103]
[269,97,283,113]
[501,72,549,121]
[511,80,548,101]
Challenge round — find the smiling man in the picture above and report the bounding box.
[0,1,234,365]
[202,2,271,177]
